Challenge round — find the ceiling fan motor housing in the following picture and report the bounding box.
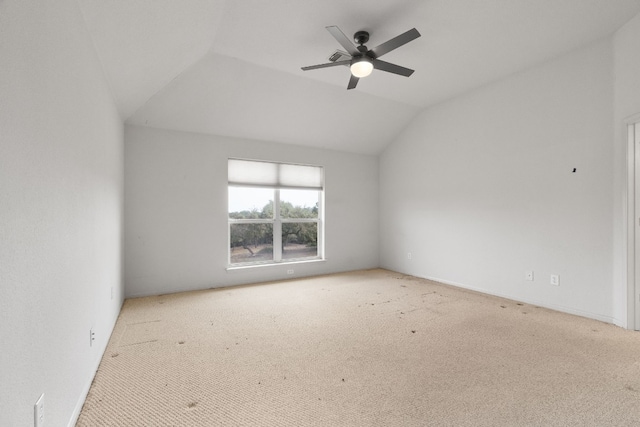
[354,30,369,45]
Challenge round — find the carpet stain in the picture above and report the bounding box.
[187,401,198,409]
[178,341,185,345]
[411,330,416,333]
[500,305,506,309]
[625,385,638,393]
[111,352,119,358]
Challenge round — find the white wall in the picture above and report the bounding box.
[613,13,640,329]
[0,1,123,426]
[124,125,379,297]
[380,40,615,322]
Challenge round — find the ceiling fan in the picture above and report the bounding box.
[301,26,421,90]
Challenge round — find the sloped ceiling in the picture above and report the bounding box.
[79,0,640,154]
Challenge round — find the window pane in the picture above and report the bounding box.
[280,189,319,219]
[230,223,273,264]
[282,222,318,260]
[228,187,273,219]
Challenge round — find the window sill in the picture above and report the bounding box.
[226,258,326,272]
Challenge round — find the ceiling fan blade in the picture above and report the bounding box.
[369,28,420,59]
[301,59,351,71]
[373,59,414,77]
[326,26,360,57]
[347,74,359,90]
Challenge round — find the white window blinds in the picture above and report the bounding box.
[228,159,324,190]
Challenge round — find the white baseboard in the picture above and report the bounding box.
[417,273,616,325]
[67,303,122,427]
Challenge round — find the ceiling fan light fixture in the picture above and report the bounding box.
[350,57,373,78]
[301,26,421,89]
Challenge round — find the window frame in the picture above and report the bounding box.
[227,161,324,268]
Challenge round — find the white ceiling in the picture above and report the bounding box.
[79,0,640,154]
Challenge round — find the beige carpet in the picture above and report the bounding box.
[77,269,640,426]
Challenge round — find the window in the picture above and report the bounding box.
[228,159,323,266]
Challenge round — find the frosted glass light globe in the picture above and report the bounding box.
[350,59,373,78]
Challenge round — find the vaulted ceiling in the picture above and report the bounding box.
[78,0,640,154]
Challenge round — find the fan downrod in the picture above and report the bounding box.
[353,31,369,45]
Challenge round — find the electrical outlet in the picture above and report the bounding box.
[407,253,412,260]
[287,269,294,275]
[89,328,95,347]
[34,394,44,427]
[525,271,534,281]
[550,274,560,286]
